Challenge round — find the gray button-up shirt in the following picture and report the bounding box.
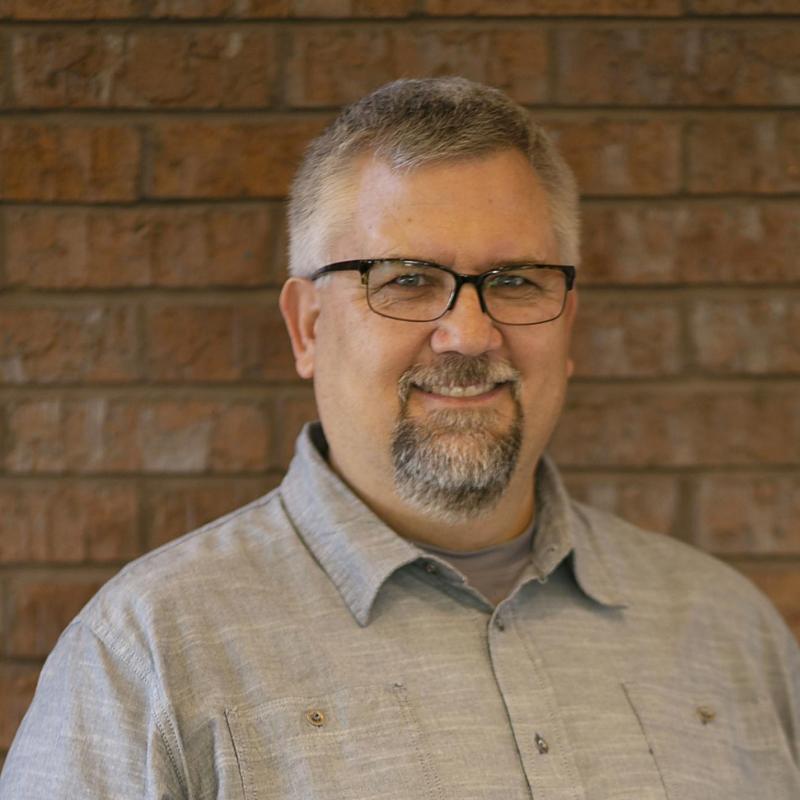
[2,424,799,799]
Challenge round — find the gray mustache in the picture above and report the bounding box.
[397,355,520,403]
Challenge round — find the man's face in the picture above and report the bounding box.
[282,148,576,523]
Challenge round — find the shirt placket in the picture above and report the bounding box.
[488,602,587,800]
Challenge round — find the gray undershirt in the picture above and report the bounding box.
[413,521,536,606]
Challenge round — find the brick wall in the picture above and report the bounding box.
[1,0,798,766]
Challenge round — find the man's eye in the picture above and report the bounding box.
[391,273,427,287]
[490,275,528,289]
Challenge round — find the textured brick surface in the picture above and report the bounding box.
[286,26,549,107]
[0,0,138,18]
[0,306,139,384]
[150,0,418,17]
[149,119,327,198]
[687,117,800,194]
[11,28,277,109]
[557,27,800,106]
[145,301,295,382]
[689,0,800,12]
[693,474,800,554]
[571,295,682,377]
[550,119,682,196]
[4,399,270,474]
[145,477,278,548]
[6,575,107,657]
[581,202,800,285]
[0,124,140,201]
[423,0,682,14]
[689,295,800,374]
[551,386,800,467]
[562,472,680,534]
[5,206,274,289]
[273,391,318,469]
[0,482,140,563]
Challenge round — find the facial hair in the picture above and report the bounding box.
[391,354,523,522]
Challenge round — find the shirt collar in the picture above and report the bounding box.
[280,423,626,625]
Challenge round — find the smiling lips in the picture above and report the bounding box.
[414,381,505,398]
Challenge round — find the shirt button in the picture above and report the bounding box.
[424,562,439,575]
[494,616,505,631]
[535,733,549,754]
[305,709,326,728]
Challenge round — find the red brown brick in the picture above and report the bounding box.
[423,0,681,14]
[734,563,800,642]
[148,119,327,199]
[689,295,800,374]
[4,206,273,289]
[562,472,679,534]
[0,664,40,750]
[549,119,681,196]
[551,385,800,467]
[0,482,140,564]
[273,391,317,468]
[12,28,277,109]
[0,123,140,202]
[692,474,800,555]
[4,399,270,474]
[145,477,278,548]
[6,575,106,657]
[286,26,549,107]
[571,295,682,377]
[0,0,138,18]
[150,0,416,15]
[689,0,800,12]
[557,27,800,106]
[687,116,800,194]
[145,301,295,382]
[581,202,800,285]
[0,306,139,384]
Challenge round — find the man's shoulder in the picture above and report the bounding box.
[570,499,788,636]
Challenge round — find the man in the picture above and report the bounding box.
[2,77,798,799]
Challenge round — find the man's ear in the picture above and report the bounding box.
[279,277,320,379]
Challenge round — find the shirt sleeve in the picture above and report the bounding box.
[0,619,187,800]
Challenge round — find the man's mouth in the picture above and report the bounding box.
[413,381,506,398]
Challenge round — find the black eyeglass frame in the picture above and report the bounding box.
[309,258,577,326]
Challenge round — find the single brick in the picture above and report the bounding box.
[0,481,140,563]
[145,477,278,548]
[692,473,800,555]
[689,0,800,12]
[0,123,140,202]
[4,398,270,474]
[551,386,800,467]
[422,0,681,14]
[0,306,139,384]
[286,25,549,107]
[687,116,800,194]
[145,301,296,382]
[549,119,681,196]
[735,563,800,642]
[571,295,682,377]
[148,119,327,199]
[689,295,800,374]
[562,472,679,534]
[0,0,138,18]
[6,575,106,657]
[557,27,800,106]
[149,0,417,15]
[0,664,40,751]
[5,206,273,289]
[12,28,277,109]
[581,202,800,285]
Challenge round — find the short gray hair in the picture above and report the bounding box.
[287,77,580,277]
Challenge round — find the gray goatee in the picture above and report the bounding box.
[391,354,523,522]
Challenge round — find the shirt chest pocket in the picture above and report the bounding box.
[224,683,444,800]
[623,680,800,800]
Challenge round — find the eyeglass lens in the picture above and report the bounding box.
[365,261,568,325]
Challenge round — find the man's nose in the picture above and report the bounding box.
[429,284,503,356]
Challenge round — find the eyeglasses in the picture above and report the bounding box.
[310,259,576,326]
